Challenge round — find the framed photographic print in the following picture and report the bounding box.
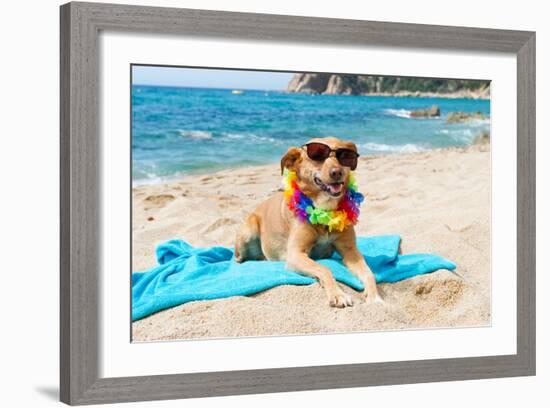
[60,1,536,405]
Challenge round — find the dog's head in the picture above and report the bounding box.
[281,137,358,209]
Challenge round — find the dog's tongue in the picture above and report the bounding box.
[328,183,343,194]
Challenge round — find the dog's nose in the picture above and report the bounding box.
[329,167,343,180]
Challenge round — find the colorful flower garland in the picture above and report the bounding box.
[282,169,364,232]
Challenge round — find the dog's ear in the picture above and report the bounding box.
[280,147,302,175]
[342,140,358,152]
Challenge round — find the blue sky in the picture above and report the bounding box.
[132,65,294,90]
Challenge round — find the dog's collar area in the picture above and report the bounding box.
[282,169,364,232]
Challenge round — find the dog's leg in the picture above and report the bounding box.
[334,230,382,304]
[288,252,353,308]
[234,213,264,263]
[341,248,382,304]
[286,228,353,308]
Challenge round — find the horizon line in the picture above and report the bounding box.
[132,83,287,92]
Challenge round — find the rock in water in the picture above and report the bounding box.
[473,131,490,145]
[446,111,488,123]
[410,105,441,118]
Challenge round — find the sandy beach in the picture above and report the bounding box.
[132,144,491,341]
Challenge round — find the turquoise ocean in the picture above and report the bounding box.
[132,85,490,184]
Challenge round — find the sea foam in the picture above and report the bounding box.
[178,130,213,139]
[384,108,412,118]
[360,142,425,154]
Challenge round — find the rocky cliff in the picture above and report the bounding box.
[287,74,490,99]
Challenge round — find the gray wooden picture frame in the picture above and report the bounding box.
[60,1,536,405]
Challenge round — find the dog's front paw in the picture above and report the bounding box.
[327,289,353,308]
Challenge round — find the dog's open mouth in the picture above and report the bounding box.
[314,176,345,197]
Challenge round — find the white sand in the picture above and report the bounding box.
[132,145,491,341]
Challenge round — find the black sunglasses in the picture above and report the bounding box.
[303,142,359,170]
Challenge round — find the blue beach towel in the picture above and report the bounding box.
[132,235,455,321]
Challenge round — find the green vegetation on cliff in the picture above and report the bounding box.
[287,73,490,98]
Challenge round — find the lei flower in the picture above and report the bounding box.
[282,169,364,232]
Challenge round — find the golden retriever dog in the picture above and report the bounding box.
[234,137,381,308]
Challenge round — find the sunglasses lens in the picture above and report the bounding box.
[306,143,331,161]
[336,149,358,169]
